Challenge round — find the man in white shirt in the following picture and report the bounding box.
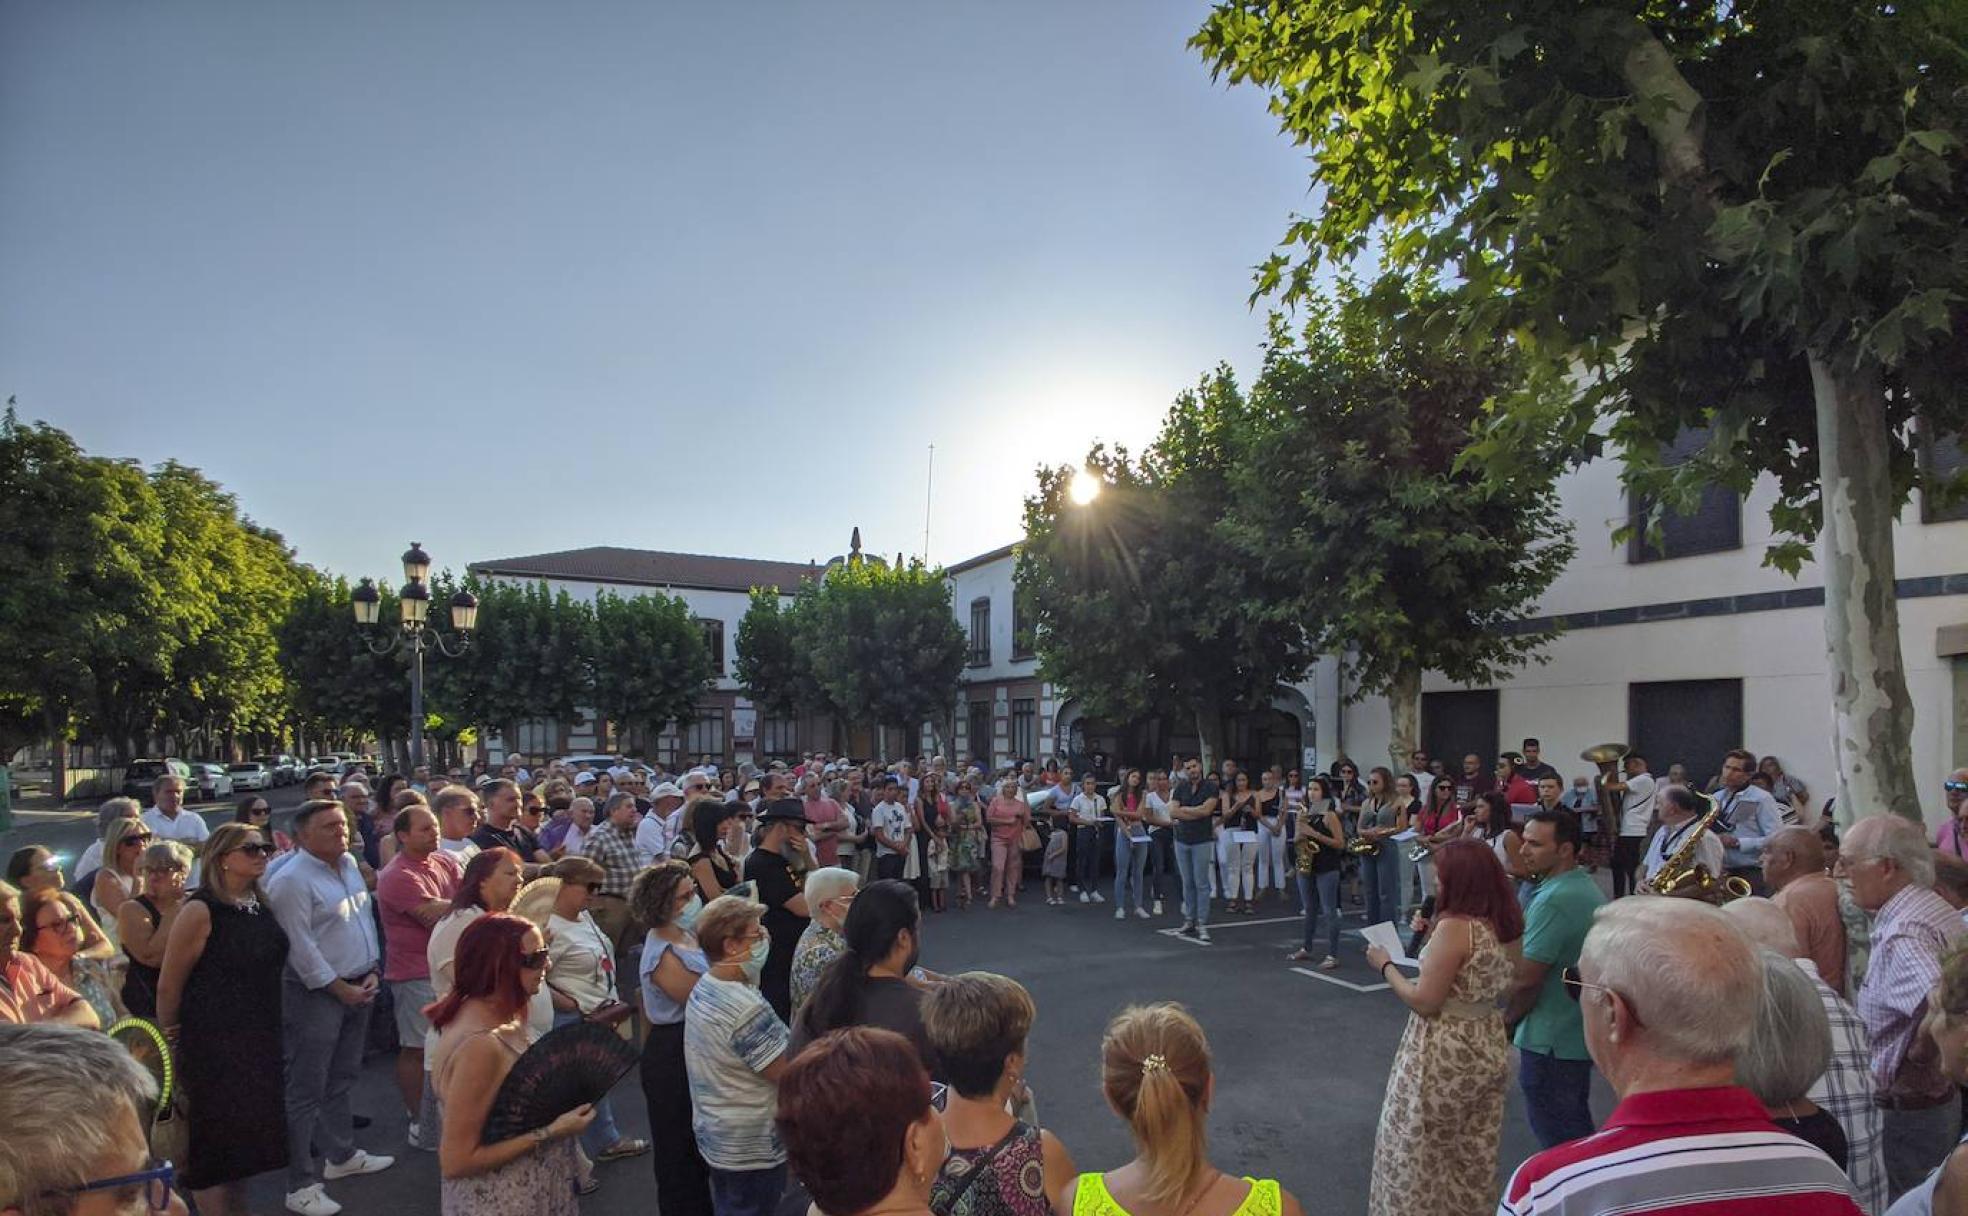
[266,801,394,1214]
[141,774,209,886]
[1640,784,1724,893]
[1070,775,1110,908]
[635,782,685,864]
[870,779,913,882]
[1606,752,1657,899]
[431,787,482,864]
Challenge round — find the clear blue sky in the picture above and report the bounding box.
[1,2,1309,584]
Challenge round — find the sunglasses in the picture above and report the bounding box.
[232,842,277,858]
[519,948,551,969]
[123,833,154,846]
[583,882,604,895]
[1948,781,1968,794]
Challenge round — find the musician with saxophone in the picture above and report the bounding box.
[1639,786,1724,895]
[1285,777,1346,970]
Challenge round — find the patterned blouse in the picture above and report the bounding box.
[789,920,845,1017]
[931,1121,1048,1216]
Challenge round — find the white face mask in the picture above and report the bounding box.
[739,932,770,984]
[677,894,703,931]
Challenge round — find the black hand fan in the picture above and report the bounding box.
[480,1019,638,1144]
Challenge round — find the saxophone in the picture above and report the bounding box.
[1649,791,1751,903]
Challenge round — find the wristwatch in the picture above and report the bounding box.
[531,1127,549,1148]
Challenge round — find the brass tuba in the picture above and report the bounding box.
[1650,791,1752,903]
[1582,743,1629,854]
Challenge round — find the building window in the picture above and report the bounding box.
[1011,588,1036,660]
[1628,427,1742,563]
[683,709,726,760]
[696,618,726,675]
[1629,678,1743,793]
[515,719,559,756]
[758,715,797,760]
[967,701,994,769]
[1421,690,1500,782]
[1920,422,1968,524]
[1010,698,1036,763]
[968,598,992,667]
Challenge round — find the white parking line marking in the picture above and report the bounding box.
[1291,966,1389,993]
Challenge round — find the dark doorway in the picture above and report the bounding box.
[1422,690,1500,771]
[1629,678,1743,791]
[967,700,994,769]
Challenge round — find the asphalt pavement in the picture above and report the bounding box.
[5,801,1616,1215]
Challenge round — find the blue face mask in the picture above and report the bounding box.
[740,932,770,984]
[677,894,703,931]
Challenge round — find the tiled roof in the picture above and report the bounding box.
[469,546,818,594]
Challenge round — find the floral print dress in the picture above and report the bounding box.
[1368,917,1514,1216]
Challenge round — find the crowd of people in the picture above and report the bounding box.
[8,748,1968,1216]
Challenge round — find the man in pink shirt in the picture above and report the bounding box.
[374,806,461,1147]
[1763,825,1847,995]
[801,773,846,867]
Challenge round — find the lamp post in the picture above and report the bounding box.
[351,542,478,771]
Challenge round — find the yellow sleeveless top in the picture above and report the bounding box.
[1071,1173,1281,1216]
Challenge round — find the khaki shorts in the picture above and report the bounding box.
[391,977,435,1044]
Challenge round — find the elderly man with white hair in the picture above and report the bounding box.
[1839,814,1968,1199]
[1725,896,1885,1214]
[1501,898,1863,1215]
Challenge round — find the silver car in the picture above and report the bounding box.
[188,762,235,802]
[228,762,271,791]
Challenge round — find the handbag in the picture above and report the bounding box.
[1020,825,1042,853]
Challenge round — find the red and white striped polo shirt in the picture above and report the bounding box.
[1501,1085,1863,1215]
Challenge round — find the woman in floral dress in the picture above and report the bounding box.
[1362,839,1522,1216]
[950,780,987,908]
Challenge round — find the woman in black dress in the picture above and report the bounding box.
[158,822,290,1216]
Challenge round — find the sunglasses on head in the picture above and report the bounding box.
[519,948,550,969]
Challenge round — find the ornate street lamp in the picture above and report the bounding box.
[350,542,477,769]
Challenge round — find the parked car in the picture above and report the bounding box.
[121,758,192,803]
[187,762,235,802]
[252,754,302,785]
[229,762,272,791]
[308,757,340,777]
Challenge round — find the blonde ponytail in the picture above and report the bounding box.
[1101,1004,1211,1204]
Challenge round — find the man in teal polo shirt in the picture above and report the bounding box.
[1504,805,1605,1148]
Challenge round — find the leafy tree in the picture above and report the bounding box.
[1193,1,1968,819]
[591,590,715,746]
[794,560,967,754]
[277,569,411,747]
[1223,289,1573,771]
[1017,371,1315,767]
[431,578,595,746]
[736,587,834,720]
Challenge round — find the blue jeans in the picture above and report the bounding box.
[1296,871,1341,957]
[1364,846,1401,924]
[1146,828,1171,900]
[1174,840,1214,928]
[708,1163,787,1216]
[552,1009,625,1155]
[1113,830,1150,909]
[1518,1049,1595,1149]
[1076,825,1102,891]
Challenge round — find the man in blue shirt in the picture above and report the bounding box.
[1713,749,1784,895]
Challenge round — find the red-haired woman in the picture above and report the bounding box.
[428,913,595,1216]
[1362,838,1523,1216]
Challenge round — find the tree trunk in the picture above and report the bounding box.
[1386,662,1421,776]
[1193,706,1226,772]
[1811,356,1921,823]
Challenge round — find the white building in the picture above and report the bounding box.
[470,446,1968,818]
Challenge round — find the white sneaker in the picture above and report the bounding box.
[1078,891,1089,903]
[1115,908,1126,920]
[1197,927,1213,943]
[406,1122,426,1151]
[1152,899,1163,916]
[1092,891,1106,903]
[285,1185,342,1216]
[324,1149,395,1180]
[1135,907,1150,919]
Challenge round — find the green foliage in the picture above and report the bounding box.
[277,569,411,742]
[0,403,305,760]
[1017,370,1315,757]
[736,565,965,739]
[1224,286,1573,702]
[1193,1,1968,566]
[431,578,595,739]
[591,590,714,740]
